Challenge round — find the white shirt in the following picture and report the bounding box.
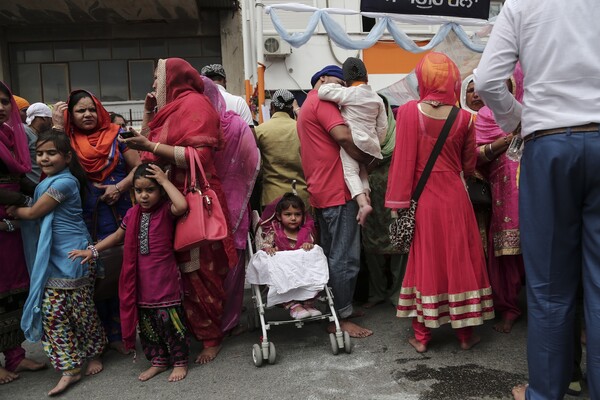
[474,0,600,137]
[318,83,387,158]
[216,84,254,127]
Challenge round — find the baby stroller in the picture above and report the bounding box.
[245,196,352,367]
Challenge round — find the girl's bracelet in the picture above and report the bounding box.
[87,245,99,260]
[152,142,161,154]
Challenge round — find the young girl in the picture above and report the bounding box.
[252,193,328,319]
[7,131,107,396]
[69,162,189,383]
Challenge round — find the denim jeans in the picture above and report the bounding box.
[316,201,360,319]
[520,129,600,399]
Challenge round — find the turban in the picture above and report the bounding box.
[13,95,30,110]
[26,103,52,126]
[201,64,226,79]
[271,89,295,109]
[342,57,368,83]
[310,65,343,88]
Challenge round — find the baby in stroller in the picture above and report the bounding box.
[249,193,329,319]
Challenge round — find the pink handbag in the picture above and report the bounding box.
[174,148,228,251]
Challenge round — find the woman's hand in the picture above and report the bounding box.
[95,183,121,205]
[52,101,67,130]
[67,249,93,264]
[6,205,20,219]
[118,127,152,152]
[144,92,157,114]
[301,243,314,251]
[145,164,169,186]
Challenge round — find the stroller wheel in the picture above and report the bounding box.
[252,344,263,367]
[343,331,352,354]
[329,333,339,355]
[268,342,277,364]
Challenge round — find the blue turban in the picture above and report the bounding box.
[310,65,344,88]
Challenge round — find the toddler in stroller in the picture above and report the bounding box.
[246,193,351,366]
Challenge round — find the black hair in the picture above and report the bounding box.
[0,81,10,98]
[36,130,88,204]
[110,113,127,124]
[67,90,93,114]
[275,193,306,218]
[133,162,162,187]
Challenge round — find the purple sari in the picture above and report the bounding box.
[201,76,260,332]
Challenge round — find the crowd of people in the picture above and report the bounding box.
[1,3,599,397]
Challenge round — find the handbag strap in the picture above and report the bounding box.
[412,106,459,201]
[184,147,212,193]
[91,196,122,243]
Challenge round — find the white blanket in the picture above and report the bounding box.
[246,245,329,307]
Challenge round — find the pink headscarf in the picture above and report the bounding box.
[201,76,260,250]
[476,63,524,145]
[0,82,31,174]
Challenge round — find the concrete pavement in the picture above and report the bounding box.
[1,291,589,399]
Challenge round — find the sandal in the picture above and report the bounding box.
[289,303,310,320]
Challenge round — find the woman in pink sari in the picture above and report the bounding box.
[122,58,238,364]
[0,81,46,384]
[201,75,260,333]
[475,65,525,333]
[386,53,493,353]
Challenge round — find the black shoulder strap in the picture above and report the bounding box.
[412,106,459,201]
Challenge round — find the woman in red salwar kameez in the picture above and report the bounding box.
[385,52,494,353]
[123,58,237,364]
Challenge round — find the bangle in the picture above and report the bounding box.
[2,219,15,232]
[114,183,122,194]
[484,143,494,159]
[152,142,161,154]
[87,245,99,260]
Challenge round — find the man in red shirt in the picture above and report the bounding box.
[297,65,376,338]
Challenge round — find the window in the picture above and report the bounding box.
[10,37,222,103]
[42,64,69,103]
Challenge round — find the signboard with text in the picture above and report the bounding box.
[360,0,491,20]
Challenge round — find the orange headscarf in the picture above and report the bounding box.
[416,52,461,106]
[64,90,122,182]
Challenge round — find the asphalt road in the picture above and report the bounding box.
[1,291,589,400]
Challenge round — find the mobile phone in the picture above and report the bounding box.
[119,128,135,139]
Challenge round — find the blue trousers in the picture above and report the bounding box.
[316,201,361,319]
[520,130,600,399]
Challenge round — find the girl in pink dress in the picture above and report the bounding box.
[69,162,189,382]
[385,52,494,353]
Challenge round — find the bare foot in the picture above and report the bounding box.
[363,300,385,309]
[0,367,19,384]
[15,357,47,372]
[328,320,373,338]
[493,318,516,334]
[511,384,528,400]
[109,341,132,355]
[138,366,167,382]
[356,204,373,226]
[48,374,81,396]
[195,345,222,364]
[408,337,428,353]
[85,357,103,376]
[460,334,481,350]
[168,366,188,382]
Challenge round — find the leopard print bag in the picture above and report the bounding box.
[389,199,417,254]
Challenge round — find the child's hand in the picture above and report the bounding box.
[263,247,277,256]
[68,249,93,264]
[301,243,314,251]
[145,164,169,186]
